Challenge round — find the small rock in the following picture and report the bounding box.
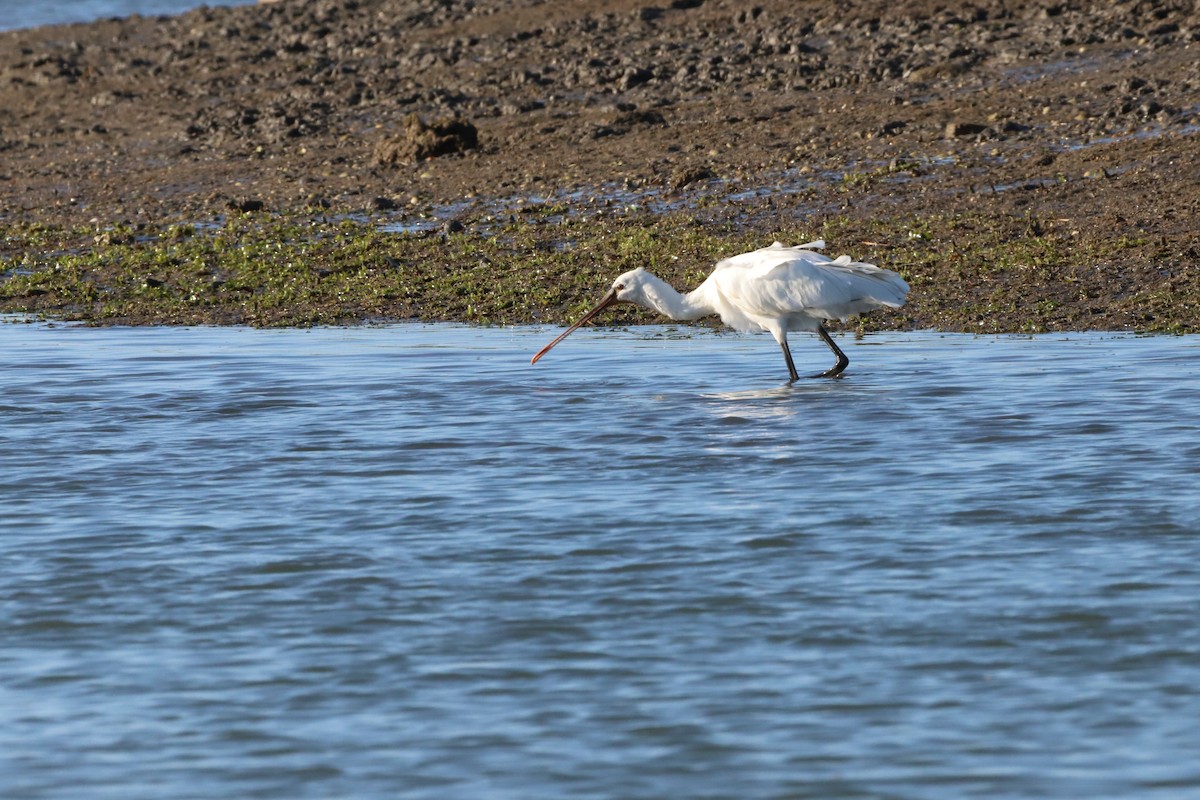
[944,121,989,138]
[500,99,545,115]
[1121,76,1148,93]
[589,125,619,140]
[229,198,265,212]
[621,67,654,90]
[1138,100,1163,119]
[90,90,125,107]
[668,164,715,191]
[735,7,763,24]
[614,108,665,127]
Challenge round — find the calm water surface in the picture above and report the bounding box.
[3,323,1200,799]
[0,0,252,31]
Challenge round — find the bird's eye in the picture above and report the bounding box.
[615,283,625,291]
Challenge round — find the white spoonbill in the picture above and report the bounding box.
[531,240,908,381]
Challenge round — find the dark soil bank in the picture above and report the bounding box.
[2,0,1198,330]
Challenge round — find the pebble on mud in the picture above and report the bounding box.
[944,121,990,138]
[668,164,716,191]
[229,198,265,212]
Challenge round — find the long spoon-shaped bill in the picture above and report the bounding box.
[530,288,619,364]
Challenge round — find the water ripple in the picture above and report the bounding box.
[2,324,1200,798]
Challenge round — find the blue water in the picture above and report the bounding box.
[0,0,252,32]
[3,323,1200,799]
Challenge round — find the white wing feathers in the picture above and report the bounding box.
[707,241,909,331]
[763,239,825,251]
[718,241,826,274]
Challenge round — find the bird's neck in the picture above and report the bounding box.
[636,271,713,321]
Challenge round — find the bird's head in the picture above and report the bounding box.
[609,267,653,304]
[530,267,649,365]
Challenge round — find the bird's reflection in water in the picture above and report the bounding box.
[701,386,802,422]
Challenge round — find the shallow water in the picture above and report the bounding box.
[0,0,251,32]
[3,323,1200,799]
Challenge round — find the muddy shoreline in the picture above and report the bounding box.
[2,0,1198,330]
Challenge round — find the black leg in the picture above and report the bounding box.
[779,337,800,382]
[813,324,849,378]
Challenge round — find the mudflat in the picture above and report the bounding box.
[1,0,1197,330]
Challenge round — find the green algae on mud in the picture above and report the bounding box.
[1,210,1196,333]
